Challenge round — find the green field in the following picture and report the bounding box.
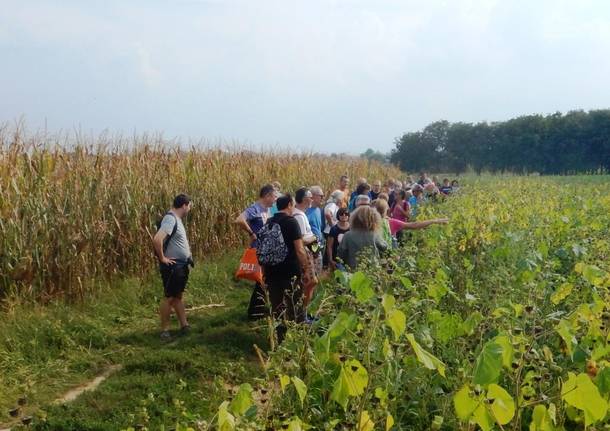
[0,250,267,430]
[2,175,610,430]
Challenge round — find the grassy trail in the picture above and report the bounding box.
[1,250,268,430]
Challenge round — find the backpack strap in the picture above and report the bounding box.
[163,212,178,253]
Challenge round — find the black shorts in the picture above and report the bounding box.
[160,264,190,298]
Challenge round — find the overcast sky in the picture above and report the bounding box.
[2,0,610,154]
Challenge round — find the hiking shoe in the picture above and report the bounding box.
[160,330,172,341]
[179,325,191,336]
[303,315,319,325]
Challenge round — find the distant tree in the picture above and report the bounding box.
[360,148,388,163]
[445,122,474,174]
[391,121,451,173]
[391,110,610,174]
[391,132,430,172]
[588,110,610,173]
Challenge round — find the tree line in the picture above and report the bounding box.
[387,110,610,174]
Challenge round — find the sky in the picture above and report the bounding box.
[1,0,610,154]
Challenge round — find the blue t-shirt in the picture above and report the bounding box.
[348,195,357,211]
[269,203,279,216]
[243,202,269,247]
[306,207,323,242]
[349,190,374,210]
[408,196,418,218]
[440,186,452,195]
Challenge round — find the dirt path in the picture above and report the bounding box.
[0,365,123,430]
[55,365,123,404]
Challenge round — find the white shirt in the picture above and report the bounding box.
[323,202,339,234]
[293,207,316,242]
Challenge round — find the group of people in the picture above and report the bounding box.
[151,173,457,342]
[232,173,453,342]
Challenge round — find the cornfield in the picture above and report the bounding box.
[0,125,403,300]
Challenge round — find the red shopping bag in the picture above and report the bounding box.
[235,248,263,285]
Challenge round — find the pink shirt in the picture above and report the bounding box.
[389,218,409,235]
[390,201,410,222]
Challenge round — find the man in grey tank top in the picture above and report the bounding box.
[153,194,193,340]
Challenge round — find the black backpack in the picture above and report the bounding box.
[256,220,289,266]
[155,212,178,254]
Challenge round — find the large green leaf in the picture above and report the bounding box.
[454,386,478,421]
[487,384,515,425]
[493,335,514,369]
[555,319,577,358]
[330,359,369,410]
[578,263,607,287]
[381,294,396,315]
[343,359,368,395]
[400,276,412,289]
[453,385,502,431]
[291,376,307,405]
[473,341,503,385]
[374,387,388,408]
[426,269,450,303]
[350,272,375,302]
[330,369,351,410]
[286,417,307,431]
[386,413,394,431]
[529,405,555,431]
[229,383,254,416]
[427,281,448,303]
[429,310,465,343]
[592,344,610,361]
[462,311,483,335]
[454,384,515,429]
[218,401,236,431]
[406,333,446,377]
[550,282,573,305]
[386,309,406,341]
[596,367,610,395]
[358,410,374,431]
[328,312,358,339]
[280,374,291,392]
[472,404,493,431]
[314,312,357,362]
[561,372,608,426]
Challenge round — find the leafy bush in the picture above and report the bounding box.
[210,176,610,430]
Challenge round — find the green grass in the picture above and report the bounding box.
[0,249,269,430]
